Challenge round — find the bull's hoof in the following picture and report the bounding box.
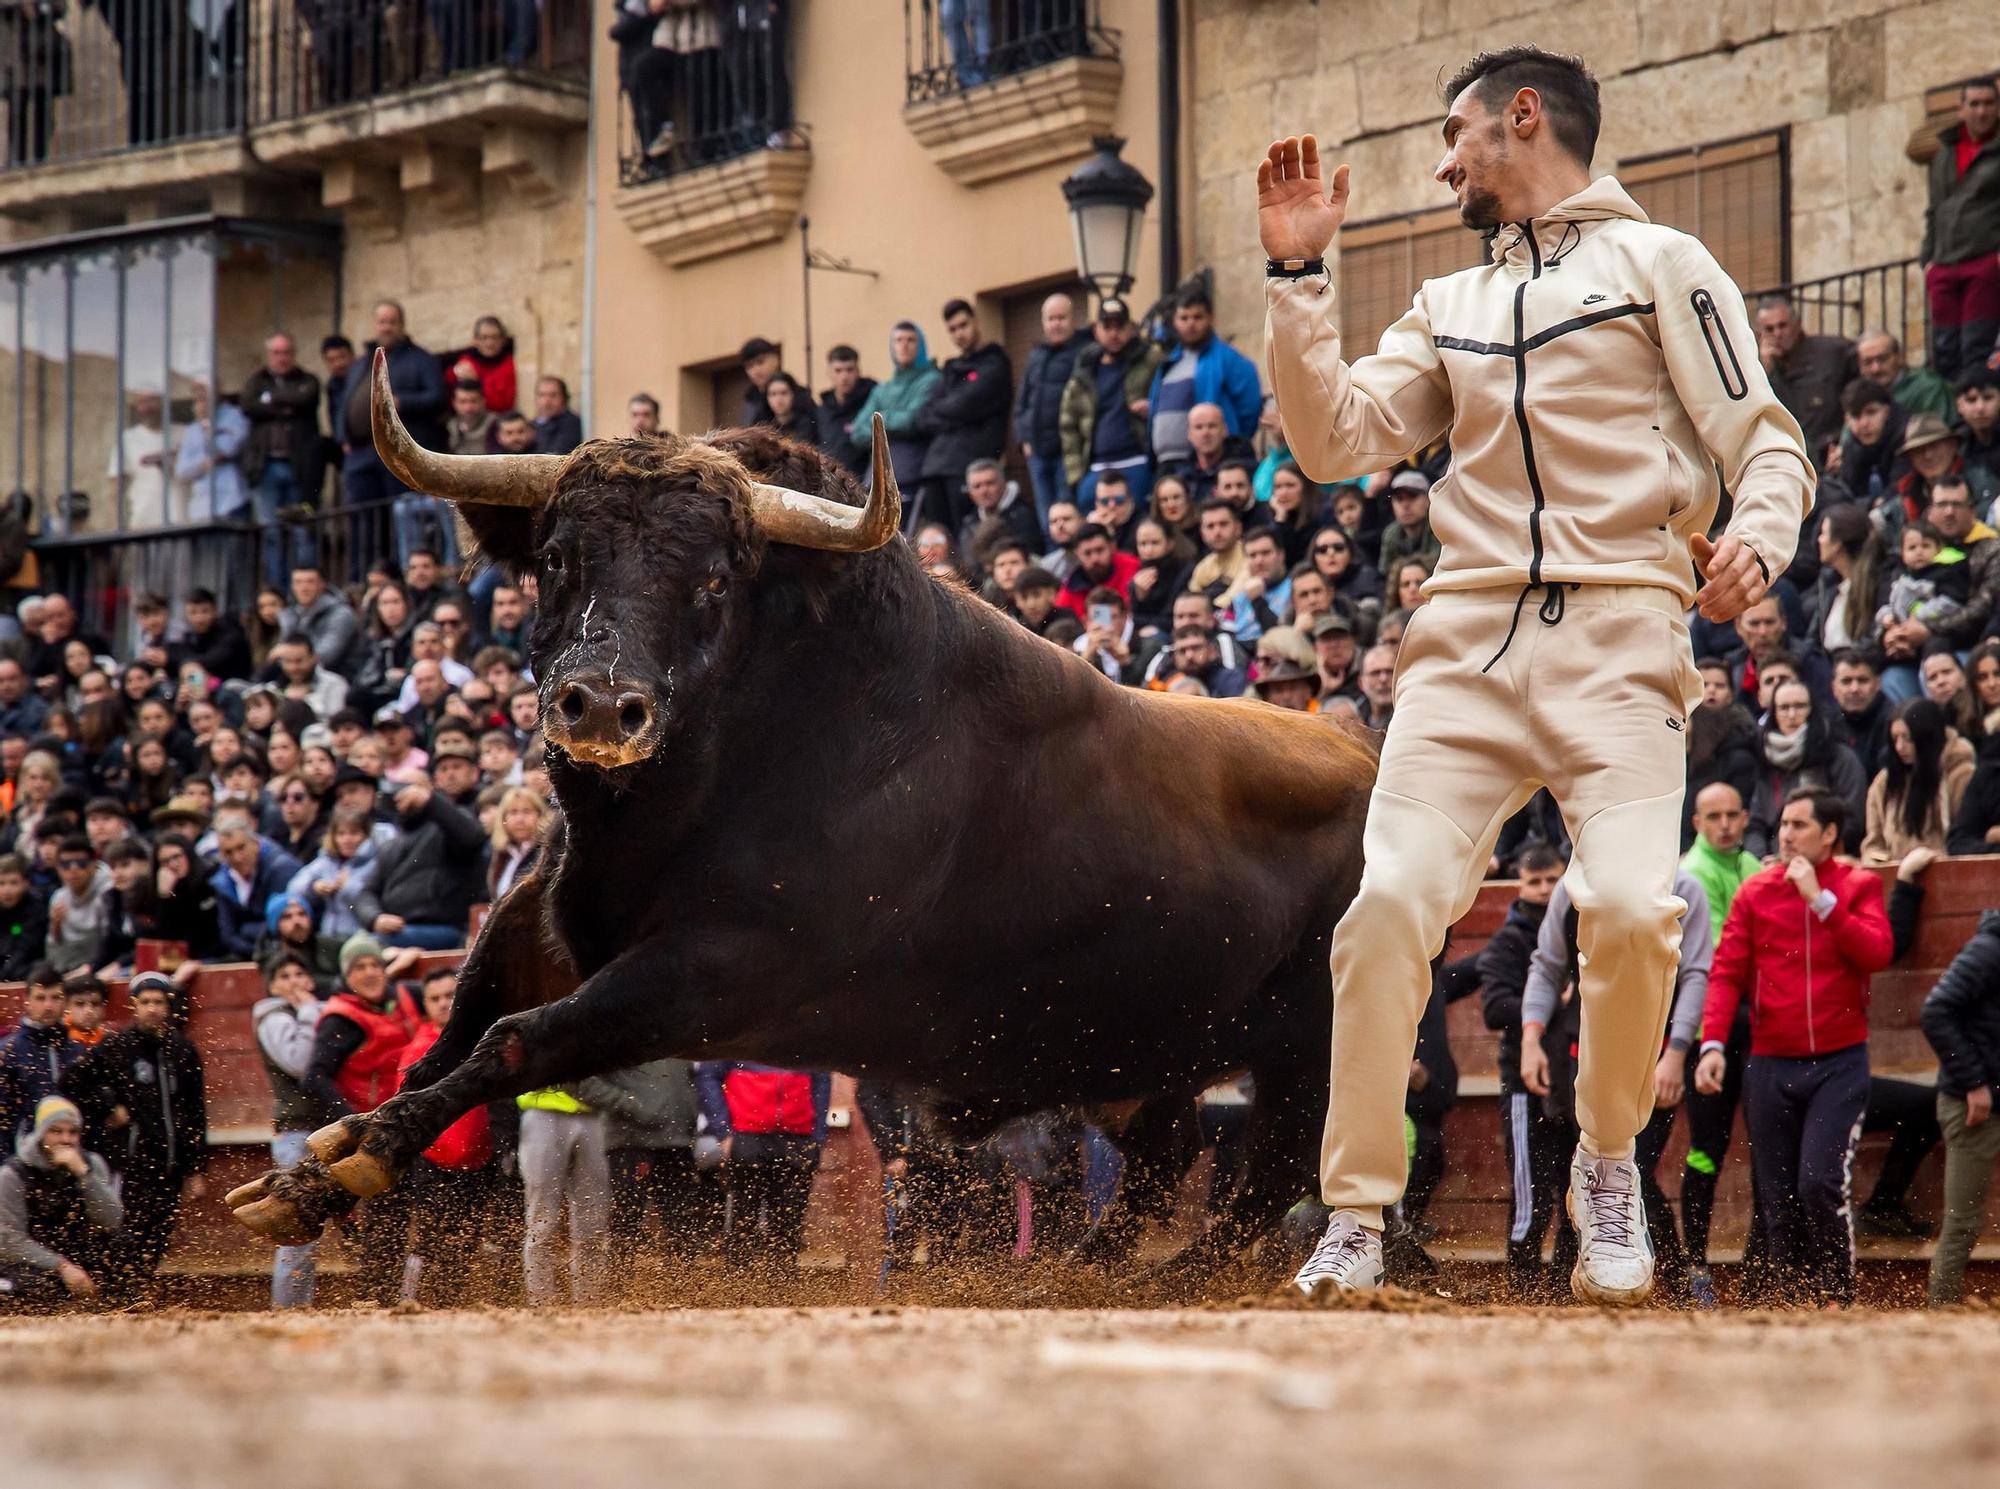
[327,1150,395,1198]
[307,1119,363,1164]
[224,1175,271,1209]
[227,1158,362,1247]
[234,1195,320,1247]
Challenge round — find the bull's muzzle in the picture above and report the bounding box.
[546,672,658,768]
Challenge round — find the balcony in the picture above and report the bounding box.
[611,12,809,268]
[0,0,588,232]
[901,0,1121,186]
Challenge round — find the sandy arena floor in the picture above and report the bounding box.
[6,1301,1999,1489]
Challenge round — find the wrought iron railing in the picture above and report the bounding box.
[614,3,798,187]
[903,0,1117,105]
[1747,258,1933,369]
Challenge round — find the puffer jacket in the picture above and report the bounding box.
[1014,334,1085,453]
[1921,123,2000,267]
[916,339,1013,483]
[1920,911,2000,1099]
[1702,855,1895,1059]
[1059,335,1165,484]
[1267,176,1815,605]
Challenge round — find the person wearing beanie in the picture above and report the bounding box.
[0,964,80,1141]
[61,971,207,1288]
[0,1095,123,1308]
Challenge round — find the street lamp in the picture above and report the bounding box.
[1062,135,1153,300]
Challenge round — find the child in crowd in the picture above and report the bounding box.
[1833,378,1905,499]
[1955,366,1999,483]
[0,853,49,981]
[1879,521,1972,637]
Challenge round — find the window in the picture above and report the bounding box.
[1620,132,1787,292]
[1336,208,1488,359]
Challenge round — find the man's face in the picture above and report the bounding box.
[1962,83,1999,141]
[453,387,485,423]
[291,568,323,608]
[276,644,313,684]
[1198,508,1241,554]
[136,605,166,640]
[991,550,1026,591]
[57,848,95,894]
[423,976,457,1026]
[324,344,355,380]
[133,392,162,428]
[1291,573,1330,618]
[1095,316,1134,354]
[1911,437,1958,480]
[185,598,215,634]
[77,672,111,705]
[346,956,386,1000]
[534,379,566,418]
[267,335,297,376]
[1845,401,1890,445]
[1042,295,1074,342]
[1831,661,1879,714]
[491,587,525,630]
[406,552,438,591]
[24,984,63,1025]
[1015,587,1055,623]
[434,606,467,647]
[1092,485,1133,528]
[1856,334,1903,385]
[945,311,979,354]
[1694,786,1748,852]
[40,595,72,640]
[1777,800,1836,865]
[1172,633,1218,675]
[270,963,316,1005]
[1075,535,1115,582]
[1957,383,2000,434]
[509,692,539,730]
[218,832,259,879]
[1434,84,1515,229]
[967,467,1004,510]
[0,660,26,702]
[412,661,447,706]
[1755,304,1802,360]
[0,869,23,905]
[628,399,660,436]
[891,328,919,368]
[479,737,515,776]
[1316,632,1355,677]
[1244,535,1285,582]
[1046,504,1081,547]
[1517,861,1563,907]
[434,757,478,797]
[1360,647,1397,706]
[278,902,312,942]
[1697,667,1731,709]
[1928,488,1976,543]
[1261,677,1315,711]
[66,990,104,1032]
[1215,469,1252,510]
[87,813,124,852]
[497,417,536,452]
[1391,489,1430,528]
[744,351,779,389]
[1735,600,1784,660]
[373,302,406,347]
[1172,302,1211,348]
[1188,405,1225,458]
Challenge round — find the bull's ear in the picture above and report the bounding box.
[455,504,537,576]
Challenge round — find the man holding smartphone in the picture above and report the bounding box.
[1267,47,1814,1303]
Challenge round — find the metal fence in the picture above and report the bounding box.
[903,0,1117,104]
[0,0,588,174]
[615,5,796,186]
[1748,257,1933,367]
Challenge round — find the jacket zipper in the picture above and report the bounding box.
[1804,900,1816,1056]
[1512,225,1549,585]
[1690,290,1749,402]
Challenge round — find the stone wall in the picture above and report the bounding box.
[1190,0,1992,355]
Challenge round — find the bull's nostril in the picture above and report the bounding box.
[619,702,649,737]
[559,688,586,725]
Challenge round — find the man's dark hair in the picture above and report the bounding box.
[453,377,483,395]
[1954,365,2000,397]
[1014,566,1059,596]
[1198,497,1243,520]
[408,547,439,568]
[64,973,105,999]
[1840,378,1893,418]
[0,853,27,878]
[25,961,59,989]
[1217,458,1256,480]
[1518,843,1567,875]
[56,833,92,860]
[1086,585,1125,611]
[1963,76,1997,98]
[1178,288,1213,313]
[321,334,354,356]
[134,592,168,614]
[1171,624,1214,645]
[497,411,530,430]
[105,839,150,868]
[1929,474,1972,501]
[329,708,366,732]
[421,965,459,989]
[629,391,660,416]
[278,633,315,657]
[1074,522,1114,548]
[1242,527,1282,551]
[1442,47,1601,166]
[538,375,570,401]
[1094,468,1129,493]
[942,298,975,323]
[261,948,312,983]
[828,344,859,364]
[187,587,218,607]
[1828,647,1881,677]
[1783,785,1848,838]
[987,538,1031,565]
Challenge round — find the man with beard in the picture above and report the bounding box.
[1055,523,1140,618]
[1265,47,1813,1302]
[1829,648,1893,780]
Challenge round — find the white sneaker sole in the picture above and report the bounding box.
[1295,1268,1385,1300]
[1565,1192,1654,1307]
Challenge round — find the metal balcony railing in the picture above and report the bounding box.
[614,2,797,187]
[1748,257,1933,369]
[903,0,1117,105]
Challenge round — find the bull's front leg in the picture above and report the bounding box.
[228,936,693,1245]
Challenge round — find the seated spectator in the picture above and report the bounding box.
[1356,644,1396,731]
[46,836,110,976]
[251,949,325,1308]
[1391,555,1434,614]
[1887,416,2000,547]
[289,807,383,944]
[0,1096,122,1310]
[1072,588,1139,685]
[1805,505,1888,656]
[1856,328,1952,422]
[94,839,157,976]
[1748,681,1866,857]
[1311,613,1360,701]
[1862,700,1976,863]
[1165,403,1256,503]
[488,786,547,902]
[212,821,303,963]
[1009,566,1064,639]
[270,637,349,723]
[959,458,1041,566]
[279,565,362,680]
[0,968,76,1139]
[1919,905,2000,1306]
[120,733,180,825]
[1377,471,1440,578]
[256,893,341,988]
[1925,645,1981,740]
[443,315,516,414]
[1881,520,1973,640]
[1126,517,1192,635]
[478,729,522,787]
[1263,462,1327,566]
[1219,527,1293,643]
[1187,499,1247,605]
[1154,625,1247,700]
[1726,595,1828,713]
[1251,657,1318,711]
[149,831,221,961]
[695,1060,830,1275]
[1955,366,2000,483]
[1828,648,1893,780]
[356,774,485,951]
[1055,523,1140,619]
[180,588,252,682]
[397,632,474,716]
[0,853,47,981]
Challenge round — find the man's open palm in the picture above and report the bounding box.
[1258,136,1349,262]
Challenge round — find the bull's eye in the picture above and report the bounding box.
[542,545,564,576]
[704,575,727,598]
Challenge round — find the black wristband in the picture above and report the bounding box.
[1266,257,1327,279]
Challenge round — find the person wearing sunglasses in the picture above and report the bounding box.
[46,835,112,977]
[1309,526,1385,606]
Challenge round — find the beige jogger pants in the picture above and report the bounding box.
[1322,584,1704,1226]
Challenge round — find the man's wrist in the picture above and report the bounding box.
[1265,257,1328,280]
[1811,887,1836,921]
[1699,1039,1725,1056]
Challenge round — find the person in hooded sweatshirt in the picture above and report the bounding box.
[251,949,324,1308]
[0,1095,123,1309]
[849,319,942,493]
[0,966,79,1141]
[61,971,207,1286]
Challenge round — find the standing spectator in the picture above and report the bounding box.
[915,299,1013,532]
[813,345,876,479]
[758,372,817,443]
[695,1060,829,1274]
[1855,329,1953,423]
[1754,293,1856,467]
[342,302,450,567]
[0,967,75,1140]
[1698,788,1894,1307]
[1920,76,2000,380]
[212,822,304,963]
[1919,905,2000,1305]
[1147,288,1262,475]
[241,333,325,586]
[62,973,208,1288]
[1015,292,1084,530]
[174,381,250,525]
[391,968,493,1306]
[531,377,584,455]
[848,321,941,491]
[252,949,324,1308]
[736,336,781,425]
[627,392,661,438]
[575,1060,706,1262]
[442,316,517,414]
[0,1096,122,1311]
[109,389,172,530]
[516,1081,610,1305]
[46,836,110,976]
[445,379,496,456]
[355,774,485,951]
[1376,471,1440,578]
[1061,295,1164,513]
[1862,699,1976,863]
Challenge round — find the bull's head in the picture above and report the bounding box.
[368,349,898,770]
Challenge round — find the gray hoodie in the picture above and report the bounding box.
[572,1060,699,1152]
[0,1116,123,1275]
[1522,872,1715,1053]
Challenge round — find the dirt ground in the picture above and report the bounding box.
[6,1298,2000,1489]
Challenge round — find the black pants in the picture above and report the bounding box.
[1403,1110,1446,1227]
[1635,1101,1689,1294]
[1745,1044,1870,1305]
[113,1172,185,1286]
[1861,1076,1942,1212]
[609,1146,718,1260]
[722,1133,819,1272]
[1500,1090,1577,1296]
[408,1161,492,1305]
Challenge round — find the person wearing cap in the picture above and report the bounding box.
[356,771,486,951]
[1311,612,1362,701]
[1377,470,1441,579]
[1889,414,2000,543]
[61,972,206,1285]
[1253,656,1320,711]
[430,737,484,809]
[0,1094,123,1308]
[737,336,782,426]
[1061,296,1164,520]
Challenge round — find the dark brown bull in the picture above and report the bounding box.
[227,349,1374,1275]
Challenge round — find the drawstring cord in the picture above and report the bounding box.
[1481,582,1579,674]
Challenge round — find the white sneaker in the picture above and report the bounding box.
[1567,1148,1655,1306]
[1292,1209,1385,1297]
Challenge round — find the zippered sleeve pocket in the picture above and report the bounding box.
[1690,289,1749,402]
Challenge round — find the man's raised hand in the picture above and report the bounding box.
[1257,136,1348,263]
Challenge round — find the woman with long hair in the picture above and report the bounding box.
[1309,524,1384,606]
[487,786,549,901]
[760,372,818,443]
[1750,679,1868,854]
[152,831,221,960]
[1393,555,1434,613]
[76,696,130,795]
[1969,640,2000,744]
[1922,645,1979,739]
[59,637,97,712]
[288,806,383,944]
[120,661,162,710]
[248,586,287,672]
[1862,699,1976,862]
[121,732,180,822]
[5,749,61,854]
[1809,503,1887,653]
[1150,474,1196,546]
[1264,462,1326,566]
[202,724,246,790]
[352,580,416,715]
[1127,516,1193,633]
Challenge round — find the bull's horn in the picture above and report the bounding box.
[371,347,564,507]
[747,413,901,552]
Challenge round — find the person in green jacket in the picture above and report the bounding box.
[1920,79,2000,379]
[1681,781,1762,938]
[849,320,942,495]
[1058,296,1164,509]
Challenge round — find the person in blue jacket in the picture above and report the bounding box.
[1148,287,1264,473]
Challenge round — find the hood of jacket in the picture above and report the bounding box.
[1503,897,1550,936]
[888,322,933,379]
[1488,176,1650,270]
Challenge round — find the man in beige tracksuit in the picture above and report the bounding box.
[1269,48,1815,1303]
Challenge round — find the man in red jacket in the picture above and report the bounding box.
[1697,787,1895,1305]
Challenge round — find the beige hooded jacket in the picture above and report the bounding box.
[1265,177,1815,605]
